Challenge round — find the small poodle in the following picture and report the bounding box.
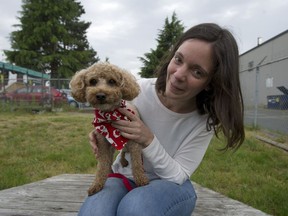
[70,62,149,195]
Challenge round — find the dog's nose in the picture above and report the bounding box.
[96,93,106,101]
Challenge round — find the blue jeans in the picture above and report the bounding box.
[78,177,197,216]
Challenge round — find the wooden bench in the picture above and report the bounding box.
[0,174,270,216]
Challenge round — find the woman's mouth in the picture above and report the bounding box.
[170,81,184,94]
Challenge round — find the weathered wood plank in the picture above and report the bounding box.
[0,209,76,216]
[0,174,271,216]
[192,182,270,216]
[0,174,88,216]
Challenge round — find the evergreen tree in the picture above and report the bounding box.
[138,12,184,78]
[4,0,99,78]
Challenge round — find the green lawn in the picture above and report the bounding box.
[192,132,287,216]
[0,110,287,216]
[0,111,96,188]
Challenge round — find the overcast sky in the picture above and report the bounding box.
[0,0,287,78]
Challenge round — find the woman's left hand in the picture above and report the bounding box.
[112,108,154,148]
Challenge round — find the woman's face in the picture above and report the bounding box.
[165,39,214,103]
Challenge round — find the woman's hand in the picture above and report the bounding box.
[88,130,98,157]
[112,107,154,148]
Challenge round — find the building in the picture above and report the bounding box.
[239,30,288,109]
[0,61,50,91]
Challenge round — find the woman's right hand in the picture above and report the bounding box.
[89,130,98,157]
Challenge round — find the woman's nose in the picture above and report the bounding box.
[174,65,187,81]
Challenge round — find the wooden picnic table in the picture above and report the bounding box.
[0,174,270,216]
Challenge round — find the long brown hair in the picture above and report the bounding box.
[156,23,245,150]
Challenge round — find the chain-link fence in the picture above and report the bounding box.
[0,78,93,111]
[1,76,287,138]
[244,101,288,149]
[243,77,288,147]
[243,81,288,134]
[240,60,288,139]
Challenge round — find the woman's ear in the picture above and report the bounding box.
[69,69,87,103]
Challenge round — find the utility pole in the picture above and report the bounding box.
[254,56,267,128]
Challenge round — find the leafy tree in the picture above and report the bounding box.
[138,12,184,78]
[4,0,99,78]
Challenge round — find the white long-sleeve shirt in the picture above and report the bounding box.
[112,78,214,185]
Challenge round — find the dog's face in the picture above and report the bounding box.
[70,63,140,112]
[85,70,124,111]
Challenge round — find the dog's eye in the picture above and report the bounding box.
[90,79,97,86]
[108,79,116,86]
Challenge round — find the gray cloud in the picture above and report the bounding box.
[1,0,287,78]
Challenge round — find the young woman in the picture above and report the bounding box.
[78,23,245,216]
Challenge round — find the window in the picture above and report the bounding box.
[266,77,273,88]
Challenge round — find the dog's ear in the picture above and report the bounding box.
[69,69,87,103]
[120,71,140,101]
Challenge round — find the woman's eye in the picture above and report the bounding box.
[90,79,97,86]
[174,55,182,64]
[192,69,203,79]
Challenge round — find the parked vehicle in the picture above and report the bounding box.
[3,86,67,106]
[67,95,90,108]
[59,89,90,108]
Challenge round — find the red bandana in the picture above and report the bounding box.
[92,100,134,150]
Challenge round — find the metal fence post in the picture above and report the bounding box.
[253,56,267,128]
[253,66,259,128]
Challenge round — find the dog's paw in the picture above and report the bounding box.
[87,184,103,196]
[135,176,149,187]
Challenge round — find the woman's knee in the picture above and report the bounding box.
[78,177,129,216]
[117,179,197,216]
[116,184,160,216]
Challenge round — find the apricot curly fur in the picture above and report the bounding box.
[70,62,149,195]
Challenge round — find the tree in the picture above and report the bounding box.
[138,12,184,78]
[4,0,99,78]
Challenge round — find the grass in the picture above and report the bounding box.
[0,110,287,216]
[0,110,96,189]
[192,131,288,216]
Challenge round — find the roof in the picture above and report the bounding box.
[240,29,288,56]
[0,61,50,79]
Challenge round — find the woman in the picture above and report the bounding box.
[78,23,245,216]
